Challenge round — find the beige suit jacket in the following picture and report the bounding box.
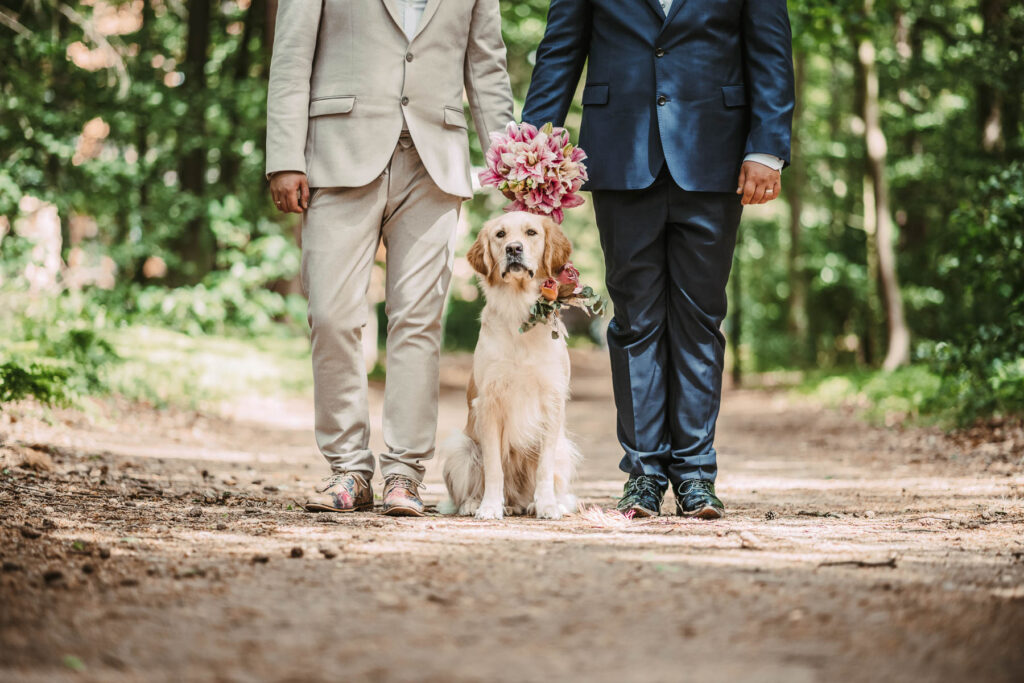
[266,0,515,199]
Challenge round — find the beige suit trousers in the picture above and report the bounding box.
[302,134,459,482]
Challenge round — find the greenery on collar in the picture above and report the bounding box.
[520,285,606,338]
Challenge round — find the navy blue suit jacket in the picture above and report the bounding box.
[522,0,795,192]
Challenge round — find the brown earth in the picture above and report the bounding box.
[1,350,1022,683]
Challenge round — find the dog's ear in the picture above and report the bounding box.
[542,217,573,277]
[466,224,496,284]
[466,235,489,277]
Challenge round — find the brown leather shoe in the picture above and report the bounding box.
[304,472,373,512]
[382,474,425,517]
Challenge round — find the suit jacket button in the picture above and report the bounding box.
[406,52,414,62]
[401,96,410,106]
[657,95,668,106]
[655,48,666,58]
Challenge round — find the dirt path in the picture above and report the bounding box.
[2,350,1022,682]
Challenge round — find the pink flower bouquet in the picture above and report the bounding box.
[479,122,589,223]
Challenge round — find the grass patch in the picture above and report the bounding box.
[1,324,314,411]
[105,326,314,408]
[795,365,945,426]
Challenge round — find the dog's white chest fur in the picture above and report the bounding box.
[474,285,569,450]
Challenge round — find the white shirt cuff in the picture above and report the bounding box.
[744,153,784,171]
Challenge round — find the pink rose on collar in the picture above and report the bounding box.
[556,262,582,294]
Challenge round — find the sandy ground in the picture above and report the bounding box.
[1,350,1022,683]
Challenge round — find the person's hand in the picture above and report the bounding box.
[736,161,781,205]
[270,172,310,213]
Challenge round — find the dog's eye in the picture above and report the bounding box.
[496,230,506,238]
[526,229,538,236]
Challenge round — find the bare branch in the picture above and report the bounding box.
[57,2,132,99]
[0,9,31,36]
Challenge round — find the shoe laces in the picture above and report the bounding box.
[681,479,714,495]
[385,474,423,492]
[627,475,661,499]
[322,472,367,489]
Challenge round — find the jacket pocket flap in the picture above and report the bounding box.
[722,85,747,108]
[443,106,467,128]
[309,96,356,117]
[582,84,609,105]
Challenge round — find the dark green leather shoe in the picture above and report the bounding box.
[616,475,665,518]
[675,480,725,519]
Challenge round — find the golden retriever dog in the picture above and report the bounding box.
[439,212,581,520]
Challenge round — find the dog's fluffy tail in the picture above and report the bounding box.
[438,431,483,515]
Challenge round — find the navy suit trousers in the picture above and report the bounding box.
[593,167,742,490]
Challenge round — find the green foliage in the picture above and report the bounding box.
[519,285,605,335]
[103,326,313,408]
[61,655,86,673]
[1,293,118,401]
[1,289,314,409]
[40,326,119,393]
[799,365,943,424]
[940,163,1024,330]
[919,163,1024,423]
[1,0,1022,426]
[925,332,1024,425]
[442,297,485,351]
[727,0,1024,424]
[126,200,304,335]
[801,162,1024,426]
[0,0,283,288]
[0,358,71,407]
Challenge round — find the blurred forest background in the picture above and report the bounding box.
[0,0,1022,428]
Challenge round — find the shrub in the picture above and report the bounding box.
[800,365,943,424]
[925,163,1024,424]
[1,293,120,403]
[0,358,70,407]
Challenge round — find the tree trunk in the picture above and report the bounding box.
[45,9,72,264]
[979,0,1007,153]
[122,0,158,283]
[861,172,883,366]
[785,52,809,363]
[856,14,910,371]
[171,0,215,285]
[729,235,743,388]
[220,0,261,194]
[266,0,279,52]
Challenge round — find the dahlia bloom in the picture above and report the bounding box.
[479,122,589,223]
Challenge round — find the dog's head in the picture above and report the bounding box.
[466,211,572,289]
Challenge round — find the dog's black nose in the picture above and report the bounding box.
[506,242,524,257]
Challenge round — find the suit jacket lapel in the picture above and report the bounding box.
[642,0,667,23]
[411,0,444,41]
[661,0,689,31]
[380,0,404,35]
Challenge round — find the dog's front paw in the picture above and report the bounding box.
[557,494,578,516]
[458,499,480,516]
[534,498,563,520]
[475,500,504,520]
